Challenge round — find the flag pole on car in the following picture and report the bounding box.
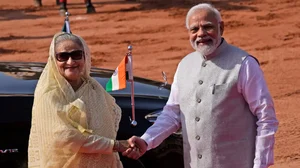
[127,45,137,126]
[61,12,71,33]
[105,45,137,126]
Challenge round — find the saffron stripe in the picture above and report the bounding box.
[118,57,126,90]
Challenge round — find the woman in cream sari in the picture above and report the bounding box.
[28,32,128,168]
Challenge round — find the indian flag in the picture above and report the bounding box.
[62,17,71,33]
[106,55,131,91]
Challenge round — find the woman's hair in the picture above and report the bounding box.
[185,3,222,29]
[55,33,84,49]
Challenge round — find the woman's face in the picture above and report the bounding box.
[55,40,85,82]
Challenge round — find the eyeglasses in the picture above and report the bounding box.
[55,50,84,62]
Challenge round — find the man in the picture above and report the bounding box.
[123,3,279,168]
[33,0,96,15]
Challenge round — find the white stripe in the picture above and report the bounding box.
[66,21,70,33]
[111,67,119,90]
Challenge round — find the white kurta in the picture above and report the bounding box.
[141,39,278,168]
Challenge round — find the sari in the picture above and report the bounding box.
[28,32,122,168]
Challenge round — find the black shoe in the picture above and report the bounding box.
[34,0,42,7]
[86,5,96,14]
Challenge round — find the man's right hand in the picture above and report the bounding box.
[122,136,148,160]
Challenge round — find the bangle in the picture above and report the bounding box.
[113,140,119,152]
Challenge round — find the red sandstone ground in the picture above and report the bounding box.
[0,0,299,167]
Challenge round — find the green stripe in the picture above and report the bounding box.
[106,78,113,92]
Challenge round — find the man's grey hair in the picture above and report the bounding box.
[185,3,222,29]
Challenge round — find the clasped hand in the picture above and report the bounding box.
[117,136,148,160]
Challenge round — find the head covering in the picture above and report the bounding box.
[35,32,91,98]
[28,32,122,167]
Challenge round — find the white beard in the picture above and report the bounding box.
[190,31,222,57]
[192,41,217,56]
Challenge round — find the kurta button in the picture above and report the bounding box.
[198,154,202,159]
[196,135,200,140]
[198,80,203,85]
[202,62,206,67]
[195,117,200,122]
[197,99,201,103]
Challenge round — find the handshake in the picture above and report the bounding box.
[113,136,148,160]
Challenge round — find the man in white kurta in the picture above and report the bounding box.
[124,3,278,168]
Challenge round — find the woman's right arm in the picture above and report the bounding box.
[79,135,114,154]
[79,136,129,154]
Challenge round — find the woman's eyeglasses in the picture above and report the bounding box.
[55,50,84,62]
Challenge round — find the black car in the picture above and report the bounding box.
[0,62,183,168]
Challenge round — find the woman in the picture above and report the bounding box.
[28,32,127,167]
